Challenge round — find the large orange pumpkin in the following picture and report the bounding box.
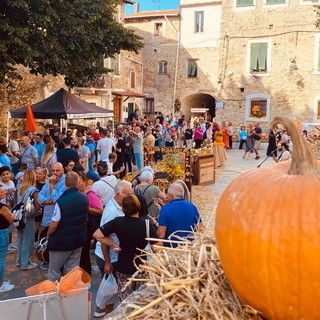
[215,117,320,320]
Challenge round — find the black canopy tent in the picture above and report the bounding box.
[9,88,114,119]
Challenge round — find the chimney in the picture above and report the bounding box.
[134,2,140,13]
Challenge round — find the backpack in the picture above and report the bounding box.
[12,187,36,229]
[133,185,152,216]
[12,202,26,230]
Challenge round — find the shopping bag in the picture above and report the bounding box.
[95,274,118,308]
[59,266,91,295]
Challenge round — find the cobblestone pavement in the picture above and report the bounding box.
[207,147,274,195]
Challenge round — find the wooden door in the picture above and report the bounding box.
[113,97,121,122]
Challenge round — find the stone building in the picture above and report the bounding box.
[125,9,181,117]
[216,0,320,128]
[73,0,145,124]
[126,0,320,128]
[125,0,222,119]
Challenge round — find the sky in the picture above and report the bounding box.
[125,0,180,14]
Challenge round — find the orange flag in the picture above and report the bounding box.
[26,104,38,131]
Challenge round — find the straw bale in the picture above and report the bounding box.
[105,230,261,319]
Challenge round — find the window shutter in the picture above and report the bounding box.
[250,43,260,71]
[236,0,254,5]
[258,43,268,71]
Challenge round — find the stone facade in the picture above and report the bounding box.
[125,2,223,119]
[73,1,144,124]
[216,0,320,130]
[125,10,180,116]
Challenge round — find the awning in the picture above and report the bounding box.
[112,91,146,98]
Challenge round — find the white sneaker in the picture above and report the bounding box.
[0,282,15,292]
[21,261,38,271]
[7,244,17,253]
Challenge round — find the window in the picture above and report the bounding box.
[130,71,135,89]
[158,61,168,75]
[245,94,270,122]
[194,11,204,33]
[236,0,254,6]
[144,98,154,114]
[154,23,163,37]
[109,54,120,75]
[187,60,198,78]
[301,0,320,5]
[266,0,286,3]
[250,42,268,73]
[313,96,320,122]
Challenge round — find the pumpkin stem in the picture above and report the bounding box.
[271,116,320,175]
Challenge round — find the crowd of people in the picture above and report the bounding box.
[0,117,204,318]
[0,110,313,314]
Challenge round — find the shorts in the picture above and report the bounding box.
[253,139,261,149]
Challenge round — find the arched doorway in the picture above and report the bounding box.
[183,93,216,120]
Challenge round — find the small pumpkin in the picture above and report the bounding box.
[215,116,320,320]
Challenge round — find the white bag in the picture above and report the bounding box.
[95,274,118,308]
[143,219,153,261]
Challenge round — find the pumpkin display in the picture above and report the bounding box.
[215,116,320,320]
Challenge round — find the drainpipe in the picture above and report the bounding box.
[164,14,180,116]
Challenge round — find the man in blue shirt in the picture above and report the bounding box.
[157,184,203,247]
[39,162,66,227]
[34,133,46,163]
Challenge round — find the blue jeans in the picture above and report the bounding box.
[16,218,35,269]
[0,228,9,284]
[134,152,143,170]
[12,162,20,176]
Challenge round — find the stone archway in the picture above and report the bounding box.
[182,93,216,120]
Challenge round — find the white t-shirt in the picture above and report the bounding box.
[95,198,124,262]
[0,180,16,208]
[106,158,113,174]
[8,140,19,164]
[278,150,291,162]
[97,138,115,161]
[52,203,61,222]
[91,175,117,205]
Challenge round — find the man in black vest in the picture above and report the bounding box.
[47,171,89,282]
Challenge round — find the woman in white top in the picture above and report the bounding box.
[91,161,117,206]
[41,142,57,170]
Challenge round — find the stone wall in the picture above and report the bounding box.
[216,0,320,132]
[125,14,180,116]
[0,66,65,140]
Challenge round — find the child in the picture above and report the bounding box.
[15,163,27,189]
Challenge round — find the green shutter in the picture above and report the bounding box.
[250,43,268,72]
[236,0,254,6]
[250,43,260,71]
[258,43,268,71]
[266,0,286,3]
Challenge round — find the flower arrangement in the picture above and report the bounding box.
[157,154,184,181]
[214,131,223,137]
[250,105,265,118]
